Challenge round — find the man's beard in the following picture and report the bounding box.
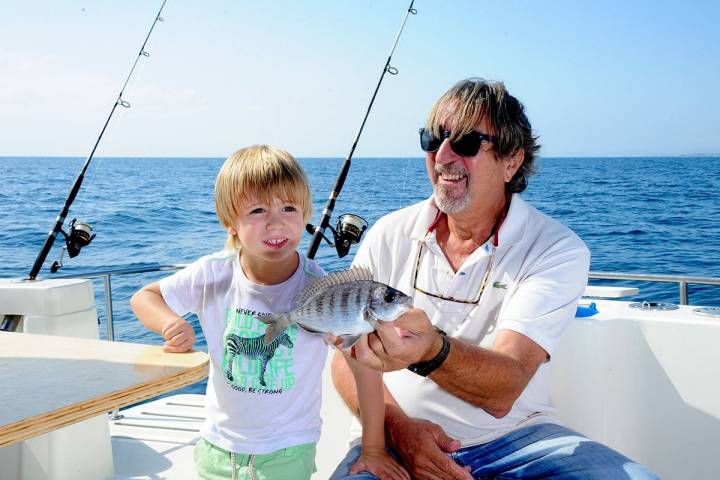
[433,169,470,214]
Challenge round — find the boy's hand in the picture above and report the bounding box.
[161,317,195,353]
[350,448,410,480]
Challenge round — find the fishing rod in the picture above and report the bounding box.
[306,0,417,260]
[26,0,169,281]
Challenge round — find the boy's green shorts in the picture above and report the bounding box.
[194,437,317,480]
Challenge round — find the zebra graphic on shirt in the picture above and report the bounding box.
[224,331,294,387]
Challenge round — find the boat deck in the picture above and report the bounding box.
[111,395,203,480]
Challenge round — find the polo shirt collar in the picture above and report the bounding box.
[409,197,442,241]
[496,194,528,248]
[409,193,529,248]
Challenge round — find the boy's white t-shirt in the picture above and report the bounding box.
[159,250,327,454]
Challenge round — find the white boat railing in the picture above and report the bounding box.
[588,271,720,306]
[56,264,188,341]
[53,265,720,341]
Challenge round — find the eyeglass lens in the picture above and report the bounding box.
[419,128,485,157]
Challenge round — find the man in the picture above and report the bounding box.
[330,78,657,479]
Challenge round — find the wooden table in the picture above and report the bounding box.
[0,331,209,447]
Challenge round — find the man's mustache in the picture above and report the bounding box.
[434,167,468,177]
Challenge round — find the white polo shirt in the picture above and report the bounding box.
[350,194,590,446]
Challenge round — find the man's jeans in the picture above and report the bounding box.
[329,423,659,479]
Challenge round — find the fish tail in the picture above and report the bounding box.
[261,313,294,345]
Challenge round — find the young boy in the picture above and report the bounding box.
[131,145,407,480]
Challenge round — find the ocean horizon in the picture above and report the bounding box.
[3,154,720,160]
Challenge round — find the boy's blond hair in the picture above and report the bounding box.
[215,145,312,251]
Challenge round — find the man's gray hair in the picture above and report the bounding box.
[426,78,540,193]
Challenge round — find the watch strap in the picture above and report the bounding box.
[407,328,450,377]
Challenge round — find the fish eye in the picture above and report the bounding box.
[383,289,397,303]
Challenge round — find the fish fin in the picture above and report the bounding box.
[297,323,324,334]
[333,334,362,350]
[262,313,293,345]
[293,266,374,306]
[363,306,379,328]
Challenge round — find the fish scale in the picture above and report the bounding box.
[340,287,349,313]
[260,267,413,348]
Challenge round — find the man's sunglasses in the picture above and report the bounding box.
[419,128,498,157]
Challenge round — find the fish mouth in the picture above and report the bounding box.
[369,303,413,322]
[263,237,288,249]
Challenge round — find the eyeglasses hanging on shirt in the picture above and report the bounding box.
[411,232,495,305]
[412,202,508,305]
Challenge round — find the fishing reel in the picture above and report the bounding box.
[50,219,96,273]
[306,213,368,258]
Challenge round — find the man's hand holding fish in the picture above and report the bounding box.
[350,309,442,373]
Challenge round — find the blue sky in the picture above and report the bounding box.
[1,0,718,157]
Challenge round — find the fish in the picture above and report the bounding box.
[260,267,413,348]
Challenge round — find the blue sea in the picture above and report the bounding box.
[2,156,719,394]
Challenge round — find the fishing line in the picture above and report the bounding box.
[306,0,417,260]
[26,0,169,280]
[81,57,150,209]
[399,158,411,212]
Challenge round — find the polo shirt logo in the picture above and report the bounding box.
[492,281,508,289]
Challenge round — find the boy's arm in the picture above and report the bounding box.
[130,282,195,353]
[333,350,468,480]
[344,352,386,452]
[343,352,410,479]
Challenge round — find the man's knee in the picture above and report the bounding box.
[544,431,660,480]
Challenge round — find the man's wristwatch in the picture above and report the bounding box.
[407,327,450,377]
